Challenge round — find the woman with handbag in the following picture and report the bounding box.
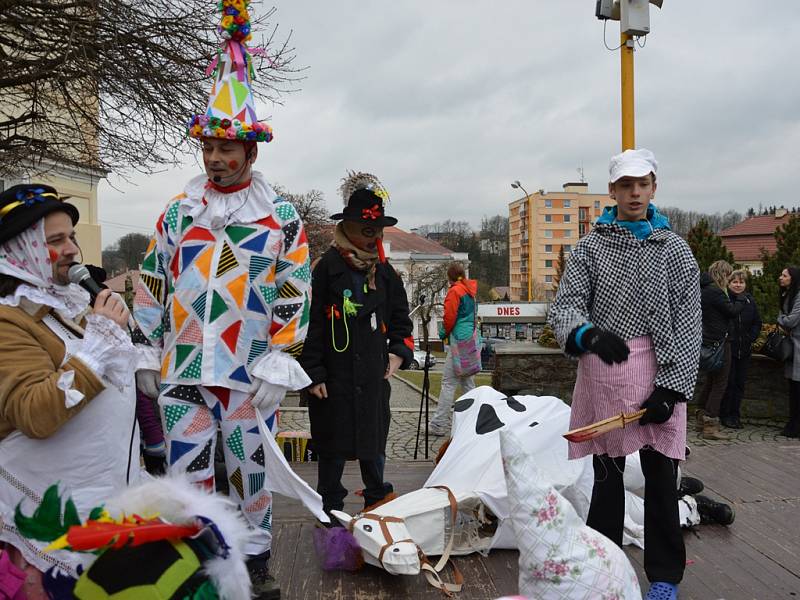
[429,262,479,436]
[695,260,745,440]
[720,270,762,429]
[777,266,800,437]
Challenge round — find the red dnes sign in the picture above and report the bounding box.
[496,306,521,316]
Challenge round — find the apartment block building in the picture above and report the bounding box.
[509,182,610,301]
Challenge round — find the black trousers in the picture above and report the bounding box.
[587,448,685,584]
[317,455,393,514]
[721,354,751,420]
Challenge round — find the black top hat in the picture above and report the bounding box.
[330,188,398,227]
[0,184,79,245]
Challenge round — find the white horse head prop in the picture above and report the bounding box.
[330,510,421,575]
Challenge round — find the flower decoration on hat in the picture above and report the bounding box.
[16,187,58,206]
[187,0,273,143]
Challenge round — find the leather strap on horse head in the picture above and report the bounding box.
[348,513,414,564]
[419,485,464,596]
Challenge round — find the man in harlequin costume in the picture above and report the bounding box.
[133,2,311,597]
[299,172,414,522]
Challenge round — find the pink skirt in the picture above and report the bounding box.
[568,336,686,461]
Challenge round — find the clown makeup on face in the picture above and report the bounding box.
[342,221,384,252]
[201,138,256,187]
[44,212,81,285]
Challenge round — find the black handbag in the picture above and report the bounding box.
[699,337,726,372]
[761,330,794,362]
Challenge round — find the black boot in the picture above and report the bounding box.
[247,550,280,600]
[695,494,735,526]
[678,476,704,496]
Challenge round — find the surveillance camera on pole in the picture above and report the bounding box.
[596,0,662,35]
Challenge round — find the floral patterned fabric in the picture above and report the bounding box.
[499,430,641,599]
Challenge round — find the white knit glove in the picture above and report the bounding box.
[136,369,161,399]
[249,378,288,416]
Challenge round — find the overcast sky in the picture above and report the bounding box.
[98,1,800,247]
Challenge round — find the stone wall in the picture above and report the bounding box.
[493,344,791,419]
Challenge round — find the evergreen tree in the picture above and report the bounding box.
[552,245,567,291]
[687,219,736,273]
[750,215,800,323]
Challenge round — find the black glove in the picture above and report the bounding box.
[580,327,630,364]
[142,452,167,476]
[639,386,683,425]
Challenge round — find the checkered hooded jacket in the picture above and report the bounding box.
[548,206,702,400]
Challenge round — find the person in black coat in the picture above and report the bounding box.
[299,172,414,520]
[720,270,762,429]
[695,260,745,439]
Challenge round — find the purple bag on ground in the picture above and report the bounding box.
[311,525,364,572]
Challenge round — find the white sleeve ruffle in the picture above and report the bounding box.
[56,370,85,408]
[74,314,137,390]
[251,351,311,390]
[135,344,162,371]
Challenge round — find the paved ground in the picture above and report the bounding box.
[277,377,793,461]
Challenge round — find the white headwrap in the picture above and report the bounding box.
[0,219,90,318]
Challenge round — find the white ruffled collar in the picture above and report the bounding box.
[0,283,90,320]
[182,171,279,230]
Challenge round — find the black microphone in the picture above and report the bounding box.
[418,294,426,305]
[68,262,104,305]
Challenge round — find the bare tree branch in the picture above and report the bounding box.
[0,0,305,178]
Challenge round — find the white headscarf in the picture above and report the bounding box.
[0,219,90,318]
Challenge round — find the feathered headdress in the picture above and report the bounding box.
[338,171,390,206]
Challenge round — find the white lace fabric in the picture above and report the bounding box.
[74,314,137,390]
[183,171,279,230]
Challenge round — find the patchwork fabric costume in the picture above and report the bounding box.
[133,0,311,557]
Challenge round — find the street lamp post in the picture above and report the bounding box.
[511,180,532,301]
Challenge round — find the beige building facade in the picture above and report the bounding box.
[509,182,610,301]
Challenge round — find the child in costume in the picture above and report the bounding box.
[133,2,310,597]
[299,172,414,520]
[548,149,702,600]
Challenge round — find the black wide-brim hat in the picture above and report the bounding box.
[330,188,398,227]
[0,184,79,245]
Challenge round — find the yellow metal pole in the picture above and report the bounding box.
[527,193,532,301]
[620,32,635,150]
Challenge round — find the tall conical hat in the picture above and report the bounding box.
[187,0,273,143]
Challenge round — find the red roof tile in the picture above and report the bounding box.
[720,214,794,237]
[722,237,776,262]
[384,227,456,255]
[104,269,139,293]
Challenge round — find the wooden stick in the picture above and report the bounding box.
[563,409,647,443]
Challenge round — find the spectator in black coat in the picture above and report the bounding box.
[695,260,745,439]
[720,270,762,429]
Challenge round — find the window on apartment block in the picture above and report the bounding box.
[545,199,552,208]
[563,244,572,252]
[579,223,587,236]
[544,230,553,238]
[544,214,552,223]
[545,274,553,283]
[545,244,553,253]
[564,230,572,238]
[563,199,571,208]
[594,200,601,209]
[563,214,571,223]
[579,208,587,220]
[544,259,553,268]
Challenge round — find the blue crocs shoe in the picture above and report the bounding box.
[646,582,678,600]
